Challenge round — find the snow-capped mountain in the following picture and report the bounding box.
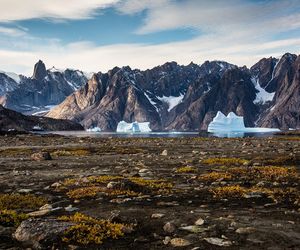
[1,53,299,131]
[0,60,89,114]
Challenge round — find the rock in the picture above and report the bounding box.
[244,192,263,198]
[179,225,206,233]
[51,182,62,188]
[27,209,51,217]
[39,204,53,210]
[195,218,205,226]
[235,227,255,234]
[151,213,165,219]
[107,181,118,189]
[18,188,33,193]
[64,205,79,212]
[163,236,171,245]
[161,150,168,156]
[31,152,52,161]
[204,237,232,247]
[170,238,191,247]
[14,218,74,249]
[163,222,176,233]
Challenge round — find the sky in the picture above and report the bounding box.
[0,0,299,75]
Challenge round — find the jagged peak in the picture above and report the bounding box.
[32,60,47,80]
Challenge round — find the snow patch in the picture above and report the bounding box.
[117,121,151,133]
[208,111,280,133]
[252,78,275,104]
[157,95,184,112]
[0,70,20,83]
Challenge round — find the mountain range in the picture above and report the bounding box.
[0,53,299,131]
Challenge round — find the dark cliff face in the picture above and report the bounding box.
[257,55,300,129]
[0,105,83,132]
[47,61,258,131]
[0,61,88,114]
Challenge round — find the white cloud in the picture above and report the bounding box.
[0,35,299,76]
[0,26,26,37]
[119,0,300,35]
[0,0,119,21]
[0,0,299,74]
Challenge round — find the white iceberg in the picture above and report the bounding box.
[208,111,280,133]
[86,127,101,132]
[117,121,151,133]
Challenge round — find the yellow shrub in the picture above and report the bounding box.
[52,149,90,157]
[199,172,232,182]
[176,166,197,173]
[0,194,46,210]
[210,185,247,199]
[202,157,249,166]
[60,213,126,245]
[67,186,104,199]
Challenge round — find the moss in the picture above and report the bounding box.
[0,148,33,157]
[129,177,173,193]
[59,213,127,245]
[176,166,197,173]
[210,185,247,199]
[0,210,29,227]
[52,148,91,157]
[199,172,232,182]
[67,186,104,199]
[0,193,46,210]
[202,157,249,166]
[61,175,174,199]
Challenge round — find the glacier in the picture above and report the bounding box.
[117,121,151,133]
[208,111,280,133]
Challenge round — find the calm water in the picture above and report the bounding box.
[41,131,277,138]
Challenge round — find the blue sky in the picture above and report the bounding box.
[0,0,299,75]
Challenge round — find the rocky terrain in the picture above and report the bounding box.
[46,53,300,131]
[0,61,88,114]
[0,134,299,249]
[0,105,83,132]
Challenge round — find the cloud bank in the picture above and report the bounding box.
[0,0,299,75]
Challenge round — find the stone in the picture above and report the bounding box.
[235,227,255,234]
[18,189,33,193]
[27,209,51,217]
[14,218,74,249]
[163,222,176,233]
[107,181,118,189]
[163,236,171,245]
[195,218,205,225]
[179,225,206,233]
[170,238,191,247]
[204,237,232,247]
[161,150,168,156]
[64,205,79,212]
[31,152,52,161]
[151,213,165,219]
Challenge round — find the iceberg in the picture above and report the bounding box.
[117,121,151,133]
[86,127,101,132]
[208,111,280,133]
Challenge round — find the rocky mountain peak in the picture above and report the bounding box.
[32,60,47,80]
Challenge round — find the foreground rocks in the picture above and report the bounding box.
[14,218,74,249]
[0,134,299,249]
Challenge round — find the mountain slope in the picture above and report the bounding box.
[47,61,257,131]
[0,60,88,114]
[0,105,83,132]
